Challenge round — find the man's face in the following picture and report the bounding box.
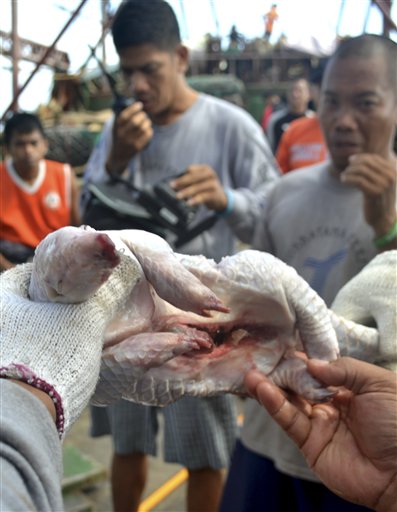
[118,44,187,120]
[7,130,48,172]
[319,55,397,172]
[287,79,310,113]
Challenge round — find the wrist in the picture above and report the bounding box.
[105,158,128,176]
[373,219,397,249]
[1,365,64,435]
[371,211,397,236]
[105,146,132,176]
[217,189,234,217]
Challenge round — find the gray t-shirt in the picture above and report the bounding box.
[82,93,280,261]
[242,161,380,481]
[0,380,63,511]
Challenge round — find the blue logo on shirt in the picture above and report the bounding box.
[304,248,347,295]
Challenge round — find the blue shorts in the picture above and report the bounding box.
[220,439,372,512]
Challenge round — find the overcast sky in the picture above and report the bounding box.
[1,0,396,116]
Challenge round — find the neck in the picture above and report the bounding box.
[13,161,41,183]
[290,107,306,115]
[152,86,198,126]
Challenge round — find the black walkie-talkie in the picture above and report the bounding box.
[88,45,134,114]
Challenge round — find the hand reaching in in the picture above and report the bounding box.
[245,357,397,512]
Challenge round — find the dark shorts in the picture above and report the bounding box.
[220,439,372,512]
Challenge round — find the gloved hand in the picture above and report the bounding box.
[0,255,140,438]
[331,250,397,371]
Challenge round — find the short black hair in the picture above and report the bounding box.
[112,0,181,53]
[329,34,397,97]
[3,112,46,147]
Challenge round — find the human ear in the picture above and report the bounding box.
[175,44,189,73]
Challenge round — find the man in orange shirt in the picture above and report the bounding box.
[0,112,80,271]
[276,65,328,173]
[275,116,327,173]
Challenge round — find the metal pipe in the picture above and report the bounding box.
[335,0,346,36]
[209,0,220,37]
[363,0,373,33]
[11,0,19,112]
[179,0,189,40]
[101,0,110,64]
[1,0,89,123]
[372,0,396,34]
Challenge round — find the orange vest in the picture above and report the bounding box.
[0,159,72,248]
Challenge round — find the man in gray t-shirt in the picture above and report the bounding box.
[81,2,279,511]
[220,33,397,512]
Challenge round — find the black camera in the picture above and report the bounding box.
[152,174,197,226]
[84,173,218,248]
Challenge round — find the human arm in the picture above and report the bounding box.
[245,357,397,512]
[170,110,280,244]
[342,154,397,251]
[266,110,283,153]
[70,169,81,226]
[0,255,140,437]
[0,252,15,271]
[105,102,153,175]
[331,250,397,368]
[0,256,140,509]
[0,379,63,512]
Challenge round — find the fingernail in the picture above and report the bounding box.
[246,369,266,383]
[309,359,329,367]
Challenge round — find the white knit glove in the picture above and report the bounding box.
[331,250,397,371]
[0,256,140,438]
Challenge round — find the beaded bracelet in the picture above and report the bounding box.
[374,219,397,248]
[218,189,235,218]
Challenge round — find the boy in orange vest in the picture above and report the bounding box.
[0,112,80,271]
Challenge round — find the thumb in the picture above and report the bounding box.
[307,357,394,394]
